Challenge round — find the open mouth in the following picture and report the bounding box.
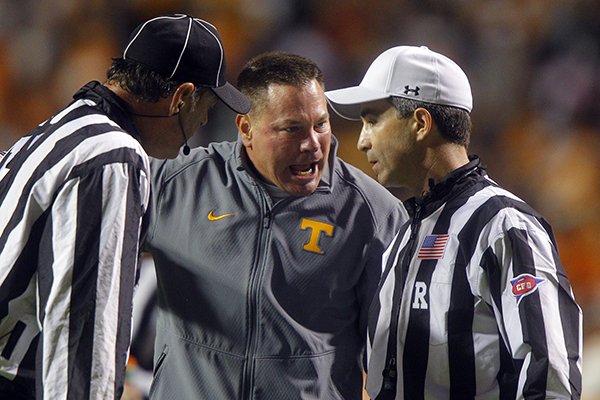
[290,163,317,177]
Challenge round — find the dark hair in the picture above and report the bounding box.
[236,52,324,111]
[106,58,180,102]
[390,96,472,147]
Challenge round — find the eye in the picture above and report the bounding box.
[360,113,377,127]
[315,120,330,132]
[283,125,301,134]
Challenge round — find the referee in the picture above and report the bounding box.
[326,46,582,399]
[0,14,249,400]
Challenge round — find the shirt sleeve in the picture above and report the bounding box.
[38,160,150,399]
[489,214,582,399]
[357,202,408,370]
[142,157,168,249]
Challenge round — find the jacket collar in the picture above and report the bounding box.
[405,155,485,217]
[72,81,140,140]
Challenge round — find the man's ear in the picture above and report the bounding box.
[412,107,433,142]
[169,82,195,115]
[236,114,253,148]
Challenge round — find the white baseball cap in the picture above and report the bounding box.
[325,46,472,120]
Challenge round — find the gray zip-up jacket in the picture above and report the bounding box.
[144,138,407,399]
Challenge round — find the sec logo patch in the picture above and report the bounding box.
[510,273,545,305]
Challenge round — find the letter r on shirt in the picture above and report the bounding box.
[412,281,428,309]
[300,218,334,254]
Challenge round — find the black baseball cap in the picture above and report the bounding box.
[123,14,250,114]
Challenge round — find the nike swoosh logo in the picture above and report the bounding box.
[207,209,235,221]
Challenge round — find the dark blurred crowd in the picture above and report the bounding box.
[1,0,599,397]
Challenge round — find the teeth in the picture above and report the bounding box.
[292,165,314,176]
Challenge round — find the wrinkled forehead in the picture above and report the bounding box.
[250,80,326,113]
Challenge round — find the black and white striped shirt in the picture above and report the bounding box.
[0,82,150,399]
[367,158,582,400]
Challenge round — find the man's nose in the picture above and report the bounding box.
[300,130,320,153]
[357,129,370,152]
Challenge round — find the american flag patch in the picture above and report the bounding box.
[417,234,449,259]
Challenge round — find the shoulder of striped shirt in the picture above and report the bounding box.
[58,103,150,164]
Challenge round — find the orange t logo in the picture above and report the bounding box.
[300,218,335,254]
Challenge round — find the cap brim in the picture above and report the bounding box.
[211,82,251,114]
[324,86,390,121]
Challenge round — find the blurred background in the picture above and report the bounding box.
[1,0,598,398]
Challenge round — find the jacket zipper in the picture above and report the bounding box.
[380,202,422,397]
[241,190,273,399]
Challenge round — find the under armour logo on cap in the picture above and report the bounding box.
[403,85,420,96]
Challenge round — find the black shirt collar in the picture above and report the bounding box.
[72,81,140,140]
[405,155,485,216]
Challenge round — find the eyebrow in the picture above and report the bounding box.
[360,109,379,118]
[273,112,329,125]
